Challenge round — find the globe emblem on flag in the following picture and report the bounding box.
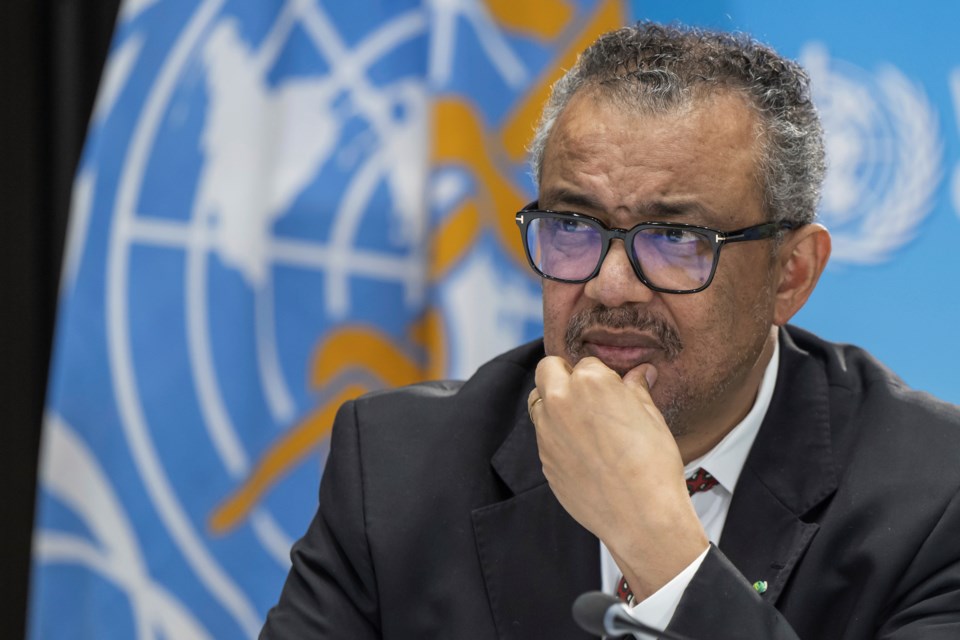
[36,1,621,635]
[81,4,435,636]
[801,42,942,264]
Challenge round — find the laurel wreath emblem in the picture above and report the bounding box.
[807,44,942,265]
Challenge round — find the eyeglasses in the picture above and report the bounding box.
[515,204,794,294]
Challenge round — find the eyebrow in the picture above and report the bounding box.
[639,201,701,219]
[540,188,711,222]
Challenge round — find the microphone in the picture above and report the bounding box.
[572,591,694,640]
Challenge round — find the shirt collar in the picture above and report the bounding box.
[683,333,780,494]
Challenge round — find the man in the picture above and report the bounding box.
[261,22,960,639]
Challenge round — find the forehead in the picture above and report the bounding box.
[539,89,765,226]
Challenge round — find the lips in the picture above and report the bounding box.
[578,328,667,373]
[563,304,684,373]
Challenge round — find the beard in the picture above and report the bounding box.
[561,300,769,438]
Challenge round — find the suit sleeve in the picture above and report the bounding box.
[876,488,960,639]
[666,546,800,639]
[260,400,381,639]
[668,489,960,640]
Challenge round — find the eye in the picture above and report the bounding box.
[660,228,698,244]
[538,217,599,253]
[635,226,709,258]
[544,217,592,237]
[558,218,587,233]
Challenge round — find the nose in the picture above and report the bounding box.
[583,239,656,307]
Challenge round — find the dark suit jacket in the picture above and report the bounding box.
[261,326,960,639]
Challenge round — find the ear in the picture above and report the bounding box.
[772,223,831,326]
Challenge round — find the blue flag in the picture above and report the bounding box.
[30,1,626,637]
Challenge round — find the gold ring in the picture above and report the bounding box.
[528,396,543,419]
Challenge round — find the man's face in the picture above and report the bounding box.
[538,89,781,435]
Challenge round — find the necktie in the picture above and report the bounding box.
[615,468,718,606]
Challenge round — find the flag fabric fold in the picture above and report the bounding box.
[29,2,624,637]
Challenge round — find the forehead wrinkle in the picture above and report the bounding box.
[541,91,763,230]
[542,183,721,226]
[634,200,714,223]
[539,187,605,212]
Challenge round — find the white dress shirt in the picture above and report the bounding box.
[598,337,781,636]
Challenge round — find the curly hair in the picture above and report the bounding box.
[529,22,826,226]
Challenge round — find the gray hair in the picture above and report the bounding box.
[529,22,826,226]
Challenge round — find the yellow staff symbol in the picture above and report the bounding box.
[209,0,625,536]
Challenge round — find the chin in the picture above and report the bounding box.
[652,393,691,438]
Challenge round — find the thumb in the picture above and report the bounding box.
[623,363,658,394]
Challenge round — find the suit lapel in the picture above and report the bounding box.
[472,389,599,639]
[719,329,838,603]
[468,329,839,631]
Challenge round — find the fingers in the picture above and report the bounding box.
[536,355,655,394]
[531,357,662,430]
[534,355,614,393]
[622,362,658,392]
[534,355,573,389]
[530,356,571,420]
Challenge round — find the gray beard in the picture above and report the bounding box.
[654,343,761,438]
[561,301,767,438]
[659,282,774,437]
[562,303,688,433]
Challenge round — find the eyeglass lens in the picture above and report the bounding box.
[526,216,714,291]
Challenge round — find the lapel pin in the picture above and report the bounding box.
[753,580,768,594]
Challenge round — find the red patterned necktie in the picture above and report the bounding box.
[685,467,719,495]
[615,468,718,605]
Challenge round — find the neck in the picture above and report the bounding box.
[674,327,778,464]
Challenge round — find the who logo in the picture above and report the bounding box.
[802,42,942,264]
[32,1,624,638]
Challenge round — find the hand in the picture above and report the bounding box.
[529,355,709,599]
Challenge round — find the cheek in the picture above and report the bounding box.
[676,263,773,356]
[662,285,738,355]
[541,281,581,357]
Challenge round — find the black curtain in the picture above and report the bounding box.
[0,0,121,636]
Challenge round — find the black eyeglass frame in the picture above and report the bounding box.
[515,203,795,294]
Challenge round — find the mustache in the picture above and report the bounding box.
[564,304,683,361]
